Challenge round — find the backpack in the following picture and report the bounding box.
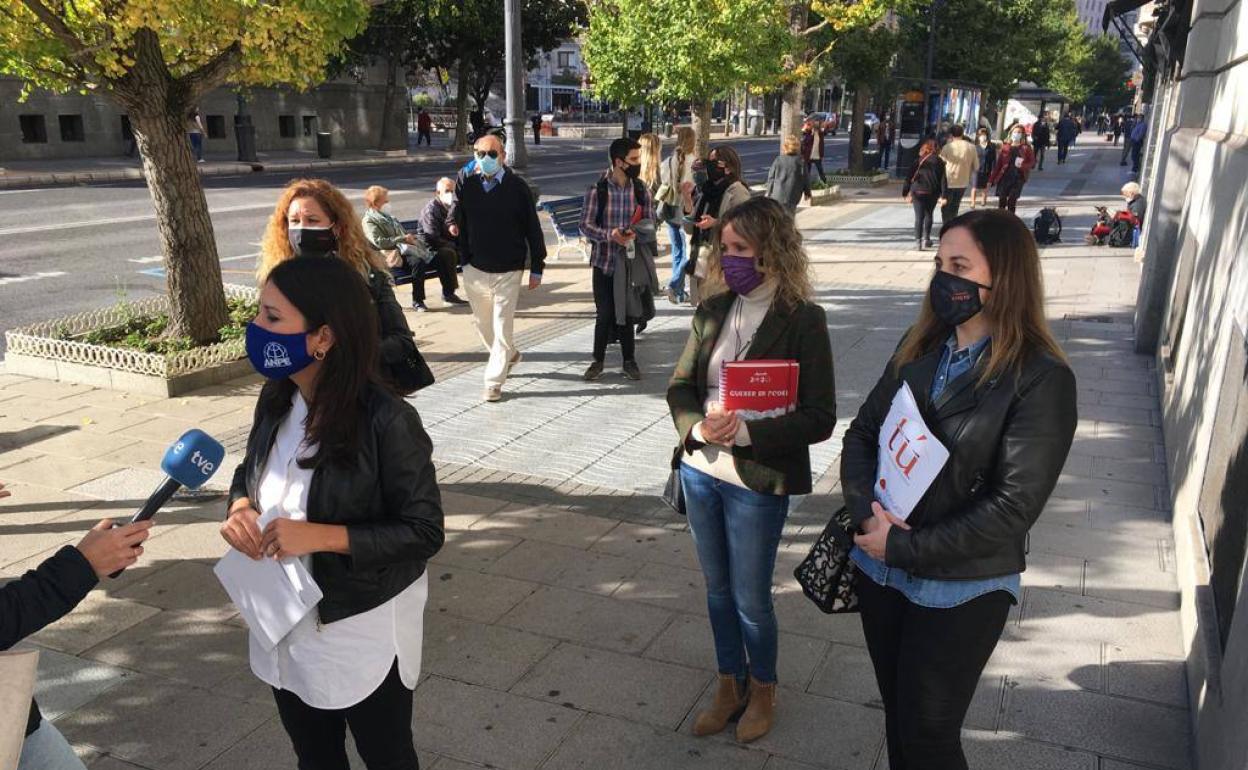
[1107,218,1135,247]
[594,175,648,229]
[1033,207,1062,245]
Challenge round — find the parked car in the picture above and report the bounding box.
[804,111,838,133]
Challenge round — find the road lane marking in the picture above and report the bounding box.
[127,255,164,264]
[0,271,67,286]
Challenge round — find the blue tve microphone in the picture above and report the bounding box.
[109,429,225,578]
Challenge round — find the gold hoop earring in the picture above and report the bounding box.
[314,349,326,361]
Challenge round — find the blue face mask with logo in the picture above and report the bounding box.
[245,322,315,380]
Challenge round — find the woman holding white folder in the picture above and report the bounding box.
[220,257,444,770]
[841,208,1077,770]
[668,197,837,743]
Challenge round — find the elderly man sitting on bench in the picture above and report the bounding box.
[362,184,466,312]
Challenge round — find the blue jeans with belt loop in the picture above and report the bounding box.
[680,463,789,683]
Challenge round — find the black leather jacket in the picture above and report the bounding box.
[228,382,444,624]
[841,340,1077,580]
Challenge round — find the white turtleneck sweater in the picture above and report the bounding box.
[683,280,778,489]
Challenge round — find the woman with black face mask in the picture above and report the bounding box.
[222,256,443,770]
[259,178,433,395]
[839,209,1077,770]
[679,145,750,304]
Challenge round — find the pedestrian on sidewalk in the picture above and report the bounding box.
[680,145,751,304]
[187,108,205,163]
[969,128,997,209]
[938,125,977,222]
[578,137,656,382]
[668,196,836,746]
[362,185,466,312]
[1111,114,1124,146]
[659,126,696,304]
[842,208,1077,770]
[0,482,153,770]
[1129,115,1147,173]
[903,139,948,251]
[1119,114,1137,165]
[1030,118,1050,171]
[877,116,896,173]
[765,134,811,214]
[531,113,542,145]
[416,108,433,146]
[800,119,828,185]
[636,132,664,335]
[988,127,1035,214]
[1056,112,1079,165]
[259,178,431,395]
[451,134,546,403]
[223,256,444,770]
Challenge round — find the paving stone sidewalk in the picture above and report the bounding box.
[0,141,1190,769]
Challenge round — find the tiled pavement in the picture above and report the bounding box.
[0,142,1191,769]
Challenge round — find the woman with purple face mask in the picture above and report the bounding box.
[667,196,836,744]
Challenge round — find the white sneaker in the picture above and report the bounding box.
[483,385,502,402]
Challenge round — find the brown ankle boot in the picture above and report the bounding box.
[735,676,776,743]
[692,674,746,736]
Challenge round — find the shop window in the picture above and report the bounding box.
[279,115,296,138]
[58,114,85,142]
[206,115,227,139]
[302,115,318,137]
[19,114,48,143]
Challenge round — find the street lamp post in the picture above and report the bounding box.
[503,0,527,169]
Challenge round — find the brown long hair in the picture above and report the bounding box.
[258,178,383,283]
[704,196,813,310]
[894,208,1067,382]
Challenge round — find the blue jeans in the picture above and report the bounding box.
[666,221,687,297]
[680,463,789,683]
[19,721,87,770]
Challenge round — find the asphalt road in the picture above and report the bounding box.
[0,134,851,355]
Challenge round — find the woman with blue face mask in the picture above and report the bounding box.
[222,256,443,770]
[667,196,837,744]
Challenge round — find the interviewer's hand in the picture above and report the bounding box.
[78,519,153,578]
[221,502,263,560]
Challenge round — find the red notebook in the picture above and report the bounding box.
[719,360,800,420]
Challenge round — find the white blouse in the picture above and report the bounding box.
[249,391,428,710]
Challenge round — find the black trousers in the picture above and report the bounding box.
[1056,142,1070,163]
[1034,146,1046,169]
[997,179,1023,213]
[416,128,431,146]
[940,188,965,224]
[592,266,634,363]
[272,659,419,770]
[804,158,827,184]
[911,194,939,241]
[410,246,459,303]
[857,573,1012,770]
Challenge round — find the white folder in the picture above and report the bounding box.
[214,550,323,651]
[876,382,951,521]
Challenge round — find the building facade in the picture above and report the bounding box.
[1129,0,1248,766]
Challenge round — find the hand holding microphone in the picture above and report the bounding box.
[108,429,225,578]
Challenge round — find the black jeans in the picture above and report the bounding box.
[272,659,419,770]
[410,246,459,303]
[805,158,827,184]
[1057,142,1070,163]
[857,574,1012,770]
[417,128,431,146]
[940,188,965,223]
[880,142,892,172]
[1035,145,1046,169]
[911,194,938,241]
[997,179,1023,213]
[592,266,634,363]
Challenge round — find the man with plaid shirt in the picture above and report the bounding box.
[579,137,655,381]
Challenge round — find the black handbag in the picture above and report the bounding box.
[661,447,686,515]
[382,337,435,396]
[793,506,859,614]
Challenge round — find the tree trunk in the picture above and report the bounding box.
[691,100,712,158]
[130,108,229,344]
[781,80,805,145]
[848,87,870,174]
[738,86,749,136]
[452,58,471,151]
[378,57,407,151]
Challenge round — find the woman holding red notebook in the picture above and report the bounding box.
[667,196,837,743]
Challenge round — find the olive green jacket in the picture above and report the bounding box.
[666,291,837,496]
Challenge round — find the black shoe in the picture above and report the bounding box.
[443,293,469,306]
[924,239,934,249]
[583,361,604,381]
[636,321,648,335]
[623,360,642,381]
[412,300,428,312]
[916,239,924,251]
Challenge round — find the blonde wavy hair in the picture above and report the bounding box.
[638,133,662,188]
[703,196,813,310]
[257,178,384,283]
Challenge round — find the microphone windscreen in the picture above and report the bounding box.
[161,430,226,490]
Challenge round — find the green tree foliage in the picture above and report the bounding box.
[0,0,369,342]
[1076,33,1135,110]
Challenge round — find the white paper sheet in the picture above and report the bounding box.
[213,549,323,651]
[876,382,951,521]
[0,648,39,770]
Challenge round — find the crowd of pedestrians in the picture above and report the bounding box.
[6,115,1104,770]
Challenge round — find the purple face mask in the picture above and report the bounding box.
[721,254,765,296]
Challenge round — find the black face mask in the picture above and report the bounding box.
[929,270,992,327]
[288,226,337,258]
[706,162,727,183]
[621,162,641,180]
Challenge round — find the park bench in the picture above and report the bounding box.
[385,218,454,287]
[539,196,589,262]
